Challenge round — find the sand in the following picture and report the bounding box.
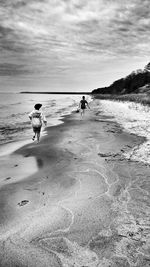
[0,99,150,267]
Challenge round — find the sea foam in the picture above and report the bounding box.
[99,100,150,164]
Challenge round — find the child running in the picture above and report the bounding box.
[29,103,47,143]
[79,96,90,118]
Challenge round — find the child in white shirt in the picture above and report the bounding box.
[29,103,47,143]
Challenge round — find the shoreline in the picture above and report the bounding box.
[0,92,86,153]
[0,110,75,157]
[0,100,150,266]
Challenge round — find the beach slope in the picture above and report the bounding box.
[0,100,150,267]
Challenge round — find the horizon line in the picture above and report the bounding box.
[20,91,91,95]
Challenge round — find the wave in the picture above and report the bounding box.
[10,102,22,106]
[0,93,88,146]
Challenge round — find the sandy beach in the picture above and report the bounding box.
[0,99,150,267]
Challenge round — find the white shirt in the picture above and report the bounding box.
[29,109,47,127]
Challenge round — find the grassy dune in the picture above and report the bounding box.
[92,93,150,105]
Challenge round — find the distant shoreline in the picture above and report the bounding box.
[20,91,91,95]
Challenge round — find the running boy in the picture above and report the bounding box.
[29,103,47,143]
[79,96,90,118]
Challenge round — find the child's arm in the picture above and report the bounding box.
[86,101,90,109]
[29,111,33,120]
[41,113,47,125]
[79,101,81,109]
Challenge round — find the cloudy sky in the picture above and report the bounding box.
[0,0,150,92]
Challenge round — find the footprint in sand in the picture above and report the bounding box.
[5,177,11,181]
[24,188,37,191]
[24,154,30,157]
[18,200,29,207]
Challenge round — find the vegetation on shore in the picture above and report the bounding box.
[92,62,150,97]
[92,93,150,106]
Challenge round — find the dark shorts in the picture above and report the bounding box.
[33,126,41,133]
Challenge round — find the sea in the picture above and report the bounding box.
[0,93,90,149]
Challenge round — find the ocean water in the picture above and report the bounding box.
[2,94,149,164]
[99,99,150,164]
[0,93,89,146]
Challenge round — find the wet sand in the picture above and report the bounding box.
[0,99,150,267]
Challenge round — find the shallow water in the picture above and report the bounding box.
[0,93,90,146]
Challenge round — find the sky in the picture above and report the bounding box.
[0,0,150,92]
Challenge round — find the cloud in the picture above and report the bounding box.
[1,1,150,56]
[0,0,150,90]
[0,63,30,76]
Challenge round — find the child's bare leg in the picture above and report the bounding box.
[37,131,41,143]
[80,109,85,118]
[32,129,36,140]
